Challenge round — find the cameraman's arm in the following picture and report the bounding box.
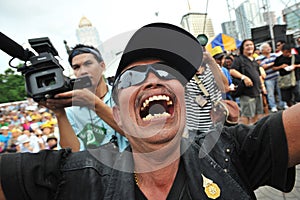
[283,103,300,167]
[55,109,81,152]
[0,186,5,200]
[49,89,125,135]
[94,98,125,135]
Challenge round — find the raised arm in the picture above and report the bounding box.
[282,103,300,167]
[94,98,125,135]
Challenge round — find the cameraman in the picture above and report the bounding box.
[42,44,128,152]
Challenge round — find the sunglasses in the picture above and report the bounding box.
[113,62,184,91]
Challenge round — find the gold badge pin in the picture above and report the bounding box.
[202,174,221,199]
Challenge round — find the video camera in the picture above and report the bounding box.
[0,32,92,102]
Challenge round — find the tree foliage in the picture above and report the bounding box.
[0,68,26,103]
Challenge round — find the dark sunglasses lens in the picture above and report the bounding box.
[117,70,146,89]
[115,63,181,91]
[153,64,177,79]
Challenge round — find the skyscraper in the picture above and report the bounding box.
[222,21,239,40]
[283,2,300,31]
[235,0,264,40]
[180,12,215,39]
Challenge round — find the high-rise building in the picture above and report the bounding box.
[180,12,215,38]
[221,21,239,39]
[282,2,300,31]
[262,11,276,26]
[76,16,102,51]
[235,0,264,40]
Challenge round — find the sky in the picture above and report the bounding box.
[0,0,297,75]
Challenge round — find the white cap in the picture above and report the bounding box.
[17,135,30,144]
[0,126,9,130]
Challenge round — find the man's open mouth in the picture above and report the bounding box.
[140,94,174,121]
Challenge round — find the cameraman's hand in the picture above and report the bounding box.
[39,101,66,117]
[46,88,97,109]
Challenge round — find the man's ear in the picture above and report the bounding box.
[100,61,106,70]
[112,105,123,129]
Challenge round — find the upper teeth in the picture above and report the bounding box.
[141,95,173,111]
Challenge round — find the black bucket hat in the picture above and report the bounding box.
[113,22,203,86]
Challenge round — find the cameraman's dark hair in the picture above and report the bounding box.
[239,39,254,55]
[68,44,103,65]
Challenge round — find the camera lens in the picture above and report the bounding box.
[36,73,56,88]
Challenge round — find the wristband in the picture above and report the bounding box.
[241,75,245,80]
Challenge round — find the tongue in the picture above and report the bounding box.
[149,103,167,115]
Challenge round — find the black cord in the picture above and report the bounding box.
[8,57,18,68]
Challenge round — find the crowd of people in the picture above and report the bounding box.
[206,37,300,125]
[0,99,58,153]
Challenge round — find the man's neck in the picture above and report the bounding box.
[262,52,270,58]
[244,53,254,61]
[95,79,108,99]
[135,158,180,200]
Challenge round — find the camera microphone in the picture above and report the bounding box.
[0,32,34,61]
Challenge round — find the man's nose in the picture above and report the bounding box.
[143,72,164,87]
[78,66,88,76]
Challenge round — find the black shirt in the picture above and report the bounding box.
[231,55,262,97]
[274,54,300,80]
[135,160,191,200]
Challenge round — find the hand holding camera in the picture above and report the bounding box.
[0,32,92,102]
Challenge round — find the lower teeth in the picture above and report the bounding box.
[142,112,170,121]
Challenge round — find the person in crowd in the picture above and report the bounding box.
[42,44,128,152]
[22,118,32,131]
[257,64,269,115]
[23,129,42,152]
[5,128,22,153]
[259,42,288,112]
[230,39,265,124]
[40,122,55,138]
[185,50,223,135]
[29,113,43,132]
[0,126,12,153]
[211,47,234,100]
[0,117,9,129]
[295,37,300,54]
[273,44,300,107]
[34,128,47,150]
[253,48,261,59]
[275,40,286,56]
[1,22,300,200]
[223,55,234,70]
[17,134,34,153]
[46,134,58,150]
